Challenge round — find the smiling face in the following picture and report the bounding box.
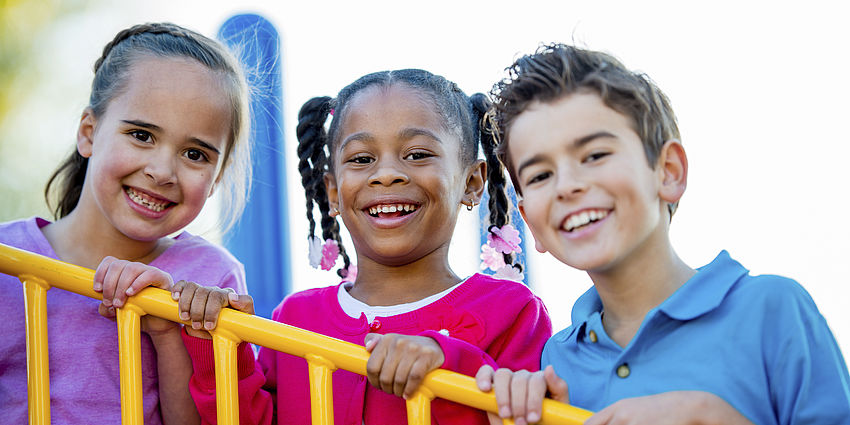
[510,91,676,274]
[75,56,232,242]
[325,83,477,266]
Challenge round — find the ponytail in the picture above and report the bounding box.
[471,93,522,273]
[296,97,351,278]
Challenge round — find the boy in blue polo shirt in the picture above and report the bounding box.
[476,44,850,425]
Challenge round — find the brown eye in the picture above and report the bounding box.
[185,149,207,162]
[129,130,152,143]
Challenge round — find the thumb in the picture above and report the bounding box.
[544,365,569,404]
[364,333,382,352]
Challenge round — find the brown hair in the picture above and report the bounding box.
[490,43,680,214]
[45,22,252,232]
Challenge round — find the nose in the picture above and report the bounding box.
[555,165,588,201]
[144,151,177,186]
[369,157,409,187]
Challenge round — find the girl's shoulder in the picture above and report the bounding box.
[434,273,544,315]
[270,283,341,320]
[157,232,240,266]
[459,273,538,299]
[0,217,53,255]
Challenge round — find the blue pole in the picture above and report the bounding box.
[218,14,291,318]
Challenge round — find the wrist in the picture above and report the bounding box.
[148,325,184,348]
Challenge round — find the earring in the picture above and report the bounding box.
[330,207,339,217]
[465,201,476,211]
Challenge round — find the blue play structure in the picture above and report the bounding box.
[218,14,291,318]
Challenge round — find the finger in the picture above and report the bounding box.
[377,337,402,394]
[544,366,569,404]
[402,357,432,400]
[189,287,211,330]
[177,283,199,322]
[476,365,496,392]
[393,353,416,398]
[203,290,230,330]
[98,303,117,320]
[525,372,547,423]
[510,370,532,422]
[112,263,146,308]
[226,291,255,314]
[171,280,188,301]
[99,259,128,306]
[365,336,388,390]
[493,368,514,418]
[364,333,382,352]
[126,268,172,297]
[93,256,117,292]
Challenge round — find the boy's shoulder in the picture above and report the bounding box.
[548,251,819,346]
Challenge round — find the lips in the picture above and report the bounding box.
[124,186,175,213]
[561,208,610,232]
[366,203,418,217]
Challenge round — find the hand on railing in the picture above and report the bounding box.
[477,365,568,425]
[170,280,254,338]
[364,333,446,400]
[93,256,179,337]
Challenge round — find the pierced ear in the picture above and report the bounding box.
[657,140,688,206]
[323,172,340,215]
[518,201,548,254]
[463,159,486,206]
[76,109,96,158]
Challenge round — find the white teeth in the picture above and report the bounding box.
[126,188,169,212]
[564,209,608,232]
[369,203,417,216]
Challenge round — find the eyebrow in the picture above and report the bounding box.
[516,131,617,177]
[398,127,442,144]
[339,127,442,150]
[121,119,221,155]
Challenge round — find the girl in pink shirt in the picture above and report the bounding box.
[176,69,552,424]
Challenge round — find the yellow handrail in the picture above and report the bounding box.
[0,242,593,425]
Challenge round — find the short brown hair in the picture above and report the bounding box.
[490,43,680,215]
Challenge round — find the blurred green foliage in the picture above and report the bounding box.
[0,0,92,221]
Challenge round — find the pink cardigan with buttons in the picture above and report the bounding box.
[183,273,552,425]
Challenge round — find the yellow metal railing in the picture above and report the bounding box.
[0,242,593,425]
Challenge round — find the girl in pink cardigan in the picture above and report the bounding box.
[176,69,552,424]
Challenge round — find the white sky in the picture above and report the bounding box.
[19,0,849,357]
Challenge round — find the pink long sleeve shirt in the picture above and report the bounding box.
[184,273,552,424]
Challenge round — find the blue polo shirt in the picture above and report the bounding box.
[542,251,850,424]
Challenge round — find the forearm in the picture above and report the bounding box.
[150,326,201,425]
[693,392,754,425]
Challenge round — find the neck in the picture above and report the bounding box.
[588,229,695,348]
[42,208,167,269]
[347,244,460,306]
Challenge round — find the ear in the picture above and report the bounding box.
[323,172,339,216]
[517,200,548,254]
[207,179,219,198]
[462,159,486,207]
[656,140,688,206]
[76,108,96,158]
[208,163,227,198]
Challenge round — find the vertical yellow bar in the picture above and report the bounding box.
[405,388,434,425]
[21,275,51,425]
[117,306,144,425]
[306,354,336,425]
[212,331,240,425]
